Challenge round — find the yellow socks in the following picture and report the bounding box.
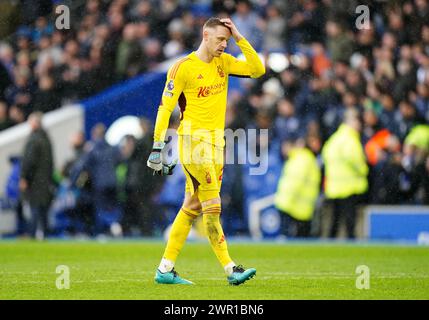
[162,207,199,265]
[203,204,233,268]
[159,204,234,275]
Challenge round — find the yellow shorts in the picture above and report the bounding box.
[178,135,224,202]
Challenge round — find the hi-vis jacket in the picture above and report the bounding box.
[322,124,369,199]
[275,147,321,221]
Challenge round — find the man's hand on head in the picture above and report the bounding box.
[220,18,243,42]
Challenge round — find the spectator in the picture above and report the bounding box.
[0,58,12,101]
[368,139,404,204]
[115,23,144,80]
[393,52,417,103]
[71,123,122,235]
[311,42,331,78]
[14,51,32,84]
[157,0,184,43]
[415,83,429,122]
[163,18,187,59]
[33,75,61,113]
[400,124,429,204]
[362,108,382,145]
[379,94,397,133]
[5,155,27,236]
[8,104,26,126]
[286,0,325,52]
[261,4,286,52]
[121,118,165,236]
[273,97,302,143]
[365,129,401,167]
[19,0,52,26]
[230,0,263,55]
[394,100,422,141]
[19,112,54,240]
[0,1,20,39]
[322,109,369,239]
[355,24,376,58]
[325,19,354,64]
[4,73,33,115]
[0,100,12,131]
[64,131,95,236]
[386,9,407,46]
[130,0,159,30]
[275,136,321,238]
[416,53,429,85]
[31,16,54,44]
[0,43,14,82]
[118,135,140,236]
[423,156,429,204]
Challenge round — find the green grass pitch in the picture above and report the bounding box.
[0,240,428,299]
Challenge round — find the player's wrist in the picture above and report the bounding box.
[152,141,165,151]
[234,33,244,42]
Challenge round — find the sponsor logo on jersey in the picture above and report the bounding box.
[197,74,203,79]
[197,82,226,98]
[198,87,210,98]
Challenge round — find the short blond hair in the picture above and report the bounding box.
[203,17,230,31]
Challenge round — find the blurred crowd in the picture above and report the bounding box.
[6,114,166,238]
[1,0,429,239]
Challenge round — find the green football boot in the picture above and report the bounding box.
[154,268,194,285]
[227,265,256,286]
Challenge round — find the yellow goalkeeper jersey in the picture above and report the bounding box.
[153,37,265,147]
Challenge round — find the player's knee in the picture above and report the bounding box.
[183,194,202,213]
[201,197,222,215]
[186,203,202,213]
[201,197,221,209]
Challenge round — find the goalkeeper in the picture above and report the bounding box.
[147,17,265,285]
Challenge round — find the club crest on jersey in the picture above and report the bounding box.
[167,80,174,91]
[205,171,212,184]
[217,65,225,77]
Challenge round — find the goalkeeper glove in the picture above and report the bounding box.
[147,141,177,176]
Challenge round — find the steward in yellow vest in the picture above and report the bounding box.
[275,139,321,237]
[321,109,368,238]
